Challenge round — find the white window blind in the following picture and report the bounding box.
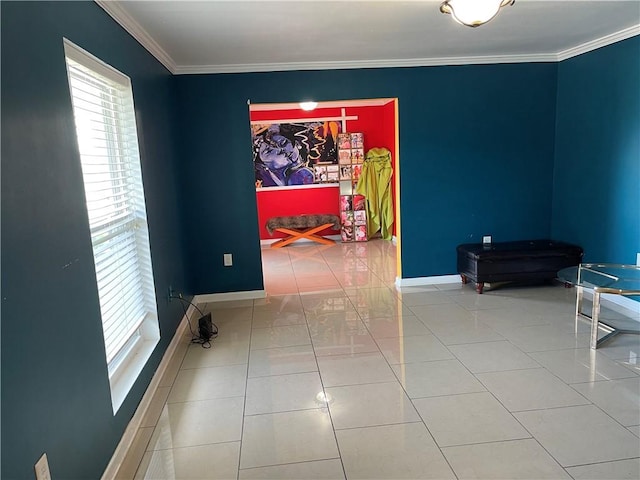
[64,41,158,376]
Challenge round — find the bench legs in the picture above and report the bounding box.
[461,274,484,294]
[270,224,336,248]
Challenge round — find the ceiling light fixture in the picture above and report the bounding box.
[299,101,318,111]
[440,0,514,28]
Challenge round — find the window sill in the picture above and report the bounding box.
[109,337,159,414]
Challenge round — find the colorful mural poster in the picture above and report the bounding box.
[252,121,340,187]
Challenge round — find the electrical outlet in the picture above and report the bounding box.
[168,285,175,302]
[636,253,640,266]
[224,253,233,267]
[482,235,492,245]
[34,453,51,480]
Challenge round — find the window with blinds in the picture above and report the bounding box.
[64,40,159,410]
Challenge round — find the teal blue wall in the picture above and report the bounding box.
[173,77,264,293]
[176,63,558,287]
[552,36,640,264]
[2,1,638,477]
[1,2,189,478]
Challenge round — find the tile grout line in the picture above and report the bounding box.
[235,298,257,479]
[138,242,640,478]
[303,276,349,480]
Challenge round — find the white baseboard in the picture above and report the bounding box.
[395,274,461,288]
[392,275,639,321]
[101,303,196,479]
[102,287,267,477]
[194,289,266,303]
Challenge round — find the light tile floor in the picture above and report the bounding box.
[121,240,640,479]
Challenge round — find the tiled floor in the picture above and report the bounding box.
[121,240,640,479]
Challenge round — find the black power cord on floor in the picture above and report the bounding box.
[170,295,218,349]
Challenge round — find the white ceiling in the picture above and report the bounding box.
[97,0,640,74]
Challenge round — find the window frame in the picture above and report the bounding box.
[63,39,160,414]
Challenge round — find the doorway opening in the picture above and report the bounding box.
[248,98,401,295]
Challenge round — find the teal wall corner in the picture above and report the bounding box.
[552,36,640,264]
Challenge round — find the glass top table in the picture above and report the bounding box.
[558,263,640,349]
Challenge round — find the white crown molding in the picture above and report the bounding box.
[95,0,176,74]
[95,1,639,75]
[170,25,639,75]
[172,53,558,75]
[556,24,640,61]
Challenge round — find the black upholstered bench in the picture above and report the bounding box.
[456,240,583,294]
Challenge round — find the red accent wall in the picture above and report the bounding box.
[252,103,397,240]
[256,187,340,239]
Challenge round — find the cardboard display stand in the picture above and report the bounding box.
[337,133,367,242]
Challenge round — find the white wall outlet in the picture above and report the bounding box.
[34,453,51,480]
[482,235,492,245]
[223,253,233,267]
[636,252,640,266]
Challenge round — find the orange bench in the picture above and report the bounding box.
[266,214,340,248]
